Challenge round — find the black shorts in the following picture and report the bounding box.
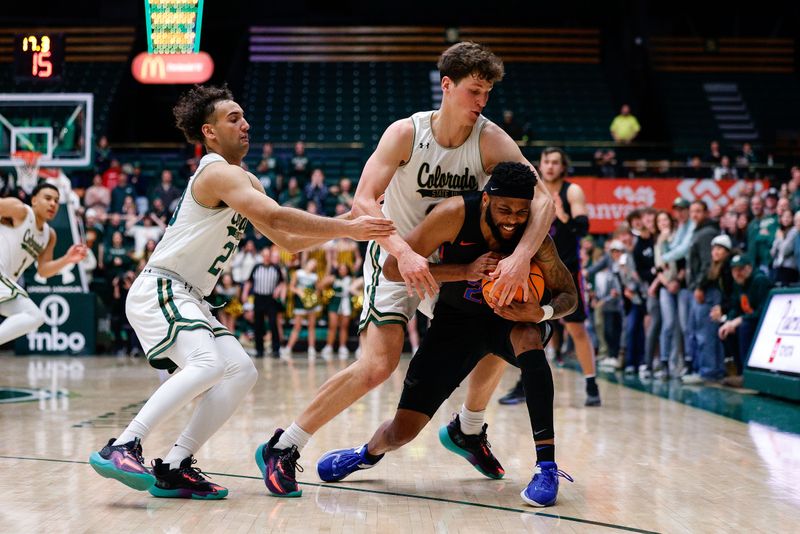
[398,309,552,417]
[563,270,588,323]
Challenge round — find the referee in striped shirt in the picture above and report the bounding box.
[242,247,285,358]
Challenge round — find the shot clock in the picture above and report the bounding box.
[14,33,65,82]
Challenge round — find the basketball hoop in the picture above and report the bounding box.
[12,150,42,195]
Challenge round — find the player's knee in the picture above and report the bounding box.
[511,324,543,354]
[238,358,259,390]
[29,307,46,329]
[362,359,396,389]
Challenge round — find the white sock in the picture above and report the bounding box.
[163,444,193,467]
[275,422,312,452]
[459,404,485,435]
[114,419,150,445]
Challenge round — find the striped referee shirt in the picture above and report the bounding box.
[248,263,283,296]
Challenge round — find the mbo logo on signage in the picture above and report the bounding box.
[27,295,85,352]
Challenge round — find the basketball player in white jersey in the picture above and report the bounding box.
[89,85,394,500]
[0,183,87,345]
[258,42,556,497]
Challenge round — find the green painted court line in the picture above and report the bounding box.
[0,455,659,534]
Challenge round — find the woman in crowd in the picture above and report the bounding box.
[321,263,355,361]
[283,258,322,360]
[771,208,799,285]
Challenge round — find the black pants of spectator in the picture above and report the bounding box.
[774,267,799,287]
[603,310,623,360]
[253,295,281,357]
[736,318,758,375]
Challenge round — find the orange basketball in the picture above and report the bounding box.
[481,262,545,304]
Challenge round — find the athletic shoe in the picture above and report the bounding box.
[438,415,504,479]
[598,357,619,370]
[89,437,155,491]
[321,345,334,360]
[498,380,525,405]
[338,346,350,360]
[255,429,304,497]
[279,346,293,361]
[149,456,228,499]
[316,444,383,482]
[623,365,636,374]
[638,365,651,380]
[520,461,573,507]
[584,392,602,407]
[308,347,318,361]
[681,373,704,385]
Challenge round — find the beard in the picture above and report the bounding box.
[485,205,526,255]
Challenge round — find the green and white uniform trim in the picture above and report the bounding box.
[126,269,236,371]
[357,241,419,333]
[0,271,28,304]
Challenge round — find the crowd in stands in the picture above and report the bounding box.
[2,133,797,386]
[580,166,800,386]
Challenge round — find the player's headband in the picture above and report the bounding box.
[484,177,534,200]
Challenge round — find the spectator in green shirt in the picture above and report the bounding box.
[716,254,773,385]
[745,194,778,272]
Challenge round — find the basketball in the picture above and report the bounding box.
[481,262,545,304]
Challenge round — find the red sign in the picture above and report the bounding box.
[569,177,768,233]
[131,52,214,84]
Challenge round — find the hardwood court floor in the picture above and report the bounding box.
[1,354,799,533]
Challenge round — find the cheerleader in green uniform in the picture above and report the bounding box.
[282,258,321,360]
[321,263,355,360]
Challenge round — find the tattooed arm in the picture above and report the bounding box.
[491,235,578,323]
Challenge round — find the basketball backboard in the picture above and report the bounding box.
[0,93,93,168]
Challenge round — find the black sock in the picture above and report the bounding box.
[363,444,384,464]
[585,375,598,396]
[535,444,555,464]
[517,349,555,443]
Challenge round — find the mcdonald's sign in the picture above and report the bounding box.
[131,52,214,84]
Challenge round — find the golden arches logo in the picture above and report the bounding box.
[140,55,166,80]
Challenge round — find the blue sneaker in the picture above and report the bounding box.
[316,444,383,482]
[520,461,573,507]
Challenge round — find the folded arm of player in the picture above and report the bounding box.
[352,118,439,299]
[197,163,394,253]
[382,197,499,286]
[492,236,577,324]
[36,229,88,278]
[481,124,556,305]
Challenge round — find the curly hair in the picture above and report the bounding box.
[173,84,234,144]
[437,42,504,84]
[490,161,538,191]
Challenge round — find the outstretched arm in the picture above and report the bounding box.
[36,229,88,278]
[195,164,394,253]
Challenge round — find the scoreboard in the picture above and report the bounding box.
[14,33,65,82]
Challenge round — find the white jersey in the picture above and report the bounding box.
[0,205,50,279]
[383,111,490,237]
[147,153,249,296]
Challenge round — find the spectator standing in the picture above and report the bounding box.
[500,110,525,141]
[102,159,123,190]
[320,263,355,361]
[110,174,135,214]
[683,200,721,383]
[282,258,322,360]
[95,135,112,173]
[290,141,310,183]
[595,240,626,367]
[706,140,722,166]
[771,208,799,285]
[609,104,641,144]
[746,194,778,273]
[712,155,738,180]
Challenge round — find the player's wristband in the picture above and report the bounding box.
[539,305,554,322]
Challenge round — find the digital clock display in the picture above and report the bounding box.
[14,33,65,81]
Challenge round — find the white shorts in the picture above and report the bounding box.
[358,241,438,333]
[127,267,234,370]
[0,271,29,304]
